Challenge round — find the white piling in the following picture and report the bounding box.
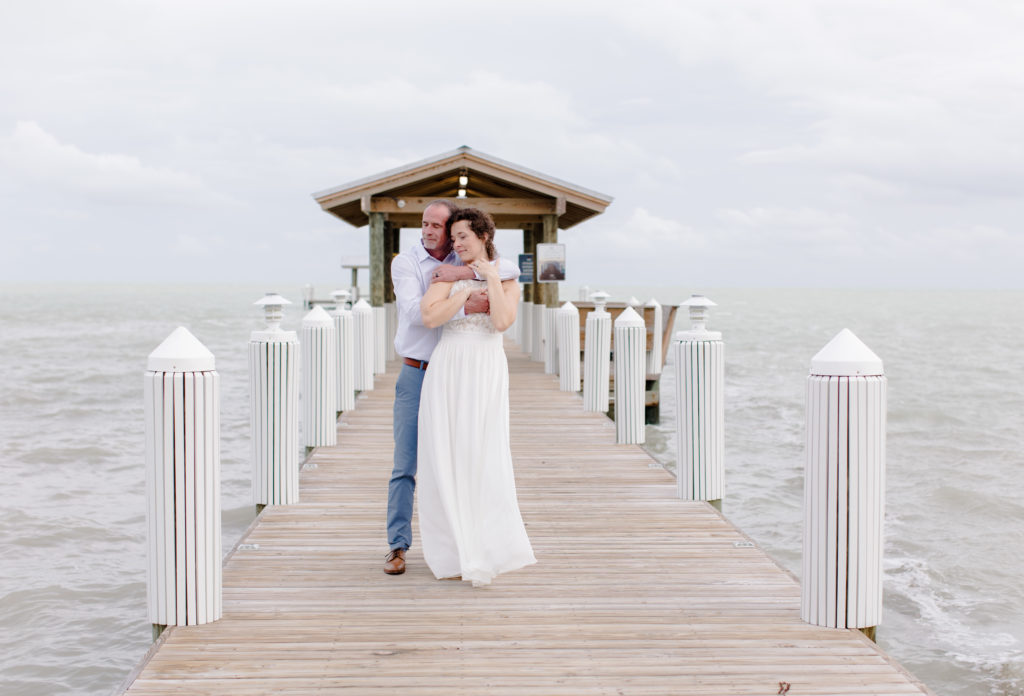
[510,298,522,344]
[583,291,611,412]
[521,301,533,353]
[351,299,374,391]
[373,306,386,375]
[330,290,355,413]
[556,302,581,392]
[614,306,646,444]
[385,302,397,362]
[802,329,886,632]
[301,306,337,448]
[645,298,663,376]
[544,307,559,375]
[579,285,590,302]
[249,294,299,507]
[144,327,222,628]
[532,304,545,362]
[673,295,724,503]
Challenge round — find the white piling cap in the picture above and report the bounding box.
[330,288,351,302]
[303,305,333,326]
[645,297,661,307]
[615,305,644,327]
[627,296,640,307]
[810,328,884,376]
[559,301,577,313]
[148,326,215,372]
[675,294,721,341]
[352,298,372,313]
[254,293,291,308]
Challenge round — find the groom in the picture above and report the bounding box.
[385,199,520,574]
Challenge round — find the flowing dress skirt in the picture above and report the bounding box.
[417,328,536,586]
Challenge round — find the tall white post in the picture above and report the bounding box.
[673,295,724,504]
[614,307,646,444]
[532,304,545,362]
[249,294,299,507]
[802,329,886,633]
[556,301,581,392]
[578,285,590,301]
[144,327,222,629]
[330,290,355,413]
[510,298,522,344]
[544,307,559,375]
[351,299,374,391]
[301,306,337,448]
[645,298,663,376]
[373,306,387,375]
[521,301,533,353]
[385,302,397,362]
[583,291,611,412]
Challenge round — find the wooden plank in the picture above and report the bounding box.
[121,341,933,696]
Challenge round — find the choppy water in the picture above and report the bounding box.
[1,283,1022,696]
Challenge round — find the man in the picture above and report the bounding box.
[385,200,520,574]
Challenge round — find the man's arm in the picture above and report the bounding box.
[431,264,474,283]
[392,254,428,328]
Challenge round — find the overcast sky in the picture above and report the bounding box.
[2,0,1022,288]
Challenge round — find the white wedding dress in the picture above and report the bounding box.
[417,279,536,586]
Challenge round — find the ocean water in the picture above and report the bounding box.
[1,283,1022,696]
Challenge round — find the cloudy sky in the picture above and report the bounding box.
[2,0,1022,288]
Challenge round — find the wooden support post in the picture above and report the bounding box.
[389,226,400,302]
[383,221,396,303]
[538,214,559,308]
[369,212,385,307]
[521,224,535,304]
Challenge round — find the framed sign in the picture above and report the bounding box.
[517,253,534,283]
[536,243,565,283]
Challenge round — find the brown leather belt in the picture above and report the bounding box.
[403,357,428,370]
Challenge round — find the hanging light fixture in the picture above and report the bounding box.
[458,168,469,187]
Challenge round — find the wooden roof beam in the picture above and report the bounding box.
[368,196,562,216]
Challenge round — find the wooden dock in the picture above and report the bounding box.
[122,341,932,695]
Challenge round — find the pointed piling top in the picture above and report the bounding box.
[352,298,372,313]
[303,305,333,327]
[147,326,215,372]
[675,293,721,342]
[810,328,884,376]
[559,301,577,313]
[615,305,644,327]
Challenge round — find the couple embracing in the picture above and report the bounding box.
[384,200,536,587]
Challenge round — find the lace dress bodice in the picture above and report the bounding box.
[446,279,497,334]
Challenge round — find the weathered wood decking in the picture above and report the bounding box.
[123,341,932,695]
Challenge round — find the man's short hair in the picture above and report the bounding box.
[425,199,459,217]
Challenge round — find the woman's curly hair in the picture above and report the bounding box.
[446,207,496,260]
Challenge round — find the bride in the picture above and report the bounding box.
[417,207,536,587]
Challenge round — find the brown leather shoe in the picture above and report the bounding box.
[383,548,406,575]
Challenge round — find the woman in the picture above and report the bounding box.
[416,207,536,587]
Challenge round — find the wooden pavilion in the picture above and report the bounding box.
[311,146,613,309]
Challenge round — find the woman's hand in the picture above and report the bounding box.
[471,258,499,283]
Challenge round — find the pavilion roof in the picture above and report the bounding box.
[312,146,613,229]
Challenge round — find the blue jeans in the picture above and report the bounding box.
[387,362,426,551]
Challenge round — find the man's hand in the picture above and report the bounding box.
[464,289,490,315]
[431,264,474,283]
